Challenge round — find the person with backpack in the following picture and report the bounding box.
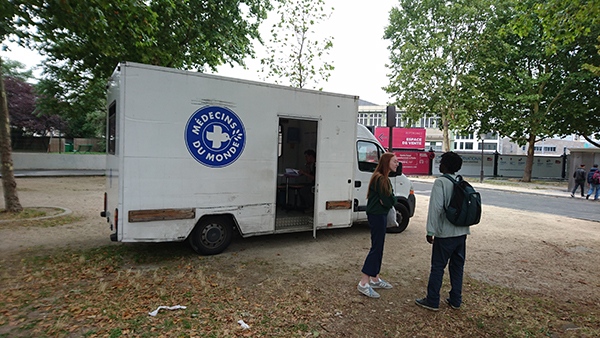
[586,164,600,201]
[415,152,472,311]
[571,164,587,198]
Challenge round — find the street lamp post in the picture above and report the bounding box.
[480,134,485,183]
[386,106,396,152]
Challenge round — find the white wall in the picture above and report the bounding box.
[431,152,564,178]
[12,153,106,170]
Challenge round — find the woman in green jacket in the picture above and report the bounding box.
[357,152,398,298]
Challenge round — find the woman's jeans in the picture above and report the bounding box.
[361,214,387,277]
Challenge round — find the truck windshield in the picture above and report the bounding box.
[357,141,384,172]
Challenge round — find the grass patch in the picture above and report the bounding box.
[0,244,598,337]
[0,214,81,229]
[0,207,63,220]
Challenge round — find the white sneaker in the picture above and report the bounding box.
[357,282,380,298]
[370,278,393,289]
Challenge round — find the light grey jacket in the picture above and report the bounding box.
[426,174,472,238]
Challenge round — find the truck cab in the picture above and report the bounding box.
[353,124,415,232]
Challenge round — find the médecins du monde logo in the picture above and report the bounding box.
[184,106,246,168]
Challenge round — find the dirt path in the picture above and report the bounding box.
[0,177,114,252]
[1,176,599,304]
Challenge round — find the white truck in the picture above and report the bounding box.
[101,62,415,255]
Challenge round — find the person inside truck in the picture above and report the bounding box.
[298,149,316,212]
[357,152,398,298]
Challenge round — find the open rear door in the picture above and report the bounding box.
[313,114,357,237]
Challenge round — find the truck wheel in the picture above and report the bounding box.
[387,203,409,233]
[189,216,233,255]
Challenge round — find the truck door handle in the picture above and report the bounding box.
[355,181,361,188]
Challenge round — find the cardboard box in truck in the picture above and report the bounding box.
[101,62,415,255]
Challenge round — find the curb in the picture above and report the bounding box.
[409,178,569,199]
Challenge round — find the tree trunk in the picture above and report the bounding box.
[521,134,536,182]
[0,58,23,213]
[442,112,450,153]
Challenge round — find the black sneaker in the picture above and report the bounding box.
[415,298,439,311]
[445,298,460,309]
[586,195,590,200]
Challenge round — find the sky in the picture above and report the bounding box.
[0,0,398,105]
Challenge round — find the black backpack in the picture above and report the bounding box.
[442,174,482,227]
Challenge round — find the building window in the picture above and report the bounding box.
[357,113,369,125]
[426,141,442,152]
[464,142,474,150]
[370,113,382,127]
[483,132,497,140]
[420,117,437,128]
[533,146,557,153]
[478,142,497,150]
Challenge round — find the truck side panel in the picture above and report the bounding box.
[110,62,357,242]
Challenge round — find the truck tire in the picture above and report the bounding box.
[386,203,409,233]
[189,216,233,255]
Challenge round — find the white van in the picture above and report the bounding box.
[101,62,415,255]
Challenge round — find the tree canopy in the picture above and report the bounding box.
[14,0,272,131]
[0,0,274,212]
[260,0,334,89]
[383,0,492,152]
[468,0,600,181]
[4,72,62,137]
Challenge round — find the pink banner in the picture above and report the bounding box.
[375,127,426,150]
[393,151,431,174]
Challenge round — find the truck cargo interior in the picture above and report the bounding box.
[275,118,318,231]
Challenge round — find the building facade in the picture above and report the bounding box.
[357,103,499,153]
[357,102,596,155]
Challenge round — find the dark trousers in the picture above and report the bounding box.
[361,214,387,277]
[426,235,467,307]
[298,184,314,209]
[572,181,585,196]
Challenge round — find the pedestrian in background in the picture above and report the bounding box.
[416,152,470,311]
[571,164,587,198]
[586,164,599,201]
[357,152,398,298]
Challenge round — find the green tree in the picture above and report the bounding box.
[1,59,33,81]
[515,0,600,48]
[0,1,29,212]
[515,0,600,147]
[470,0,600,181]
[23,0,272,136]
[384,0,492,152]
[260,0,334,89]
[1,0,272,212]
